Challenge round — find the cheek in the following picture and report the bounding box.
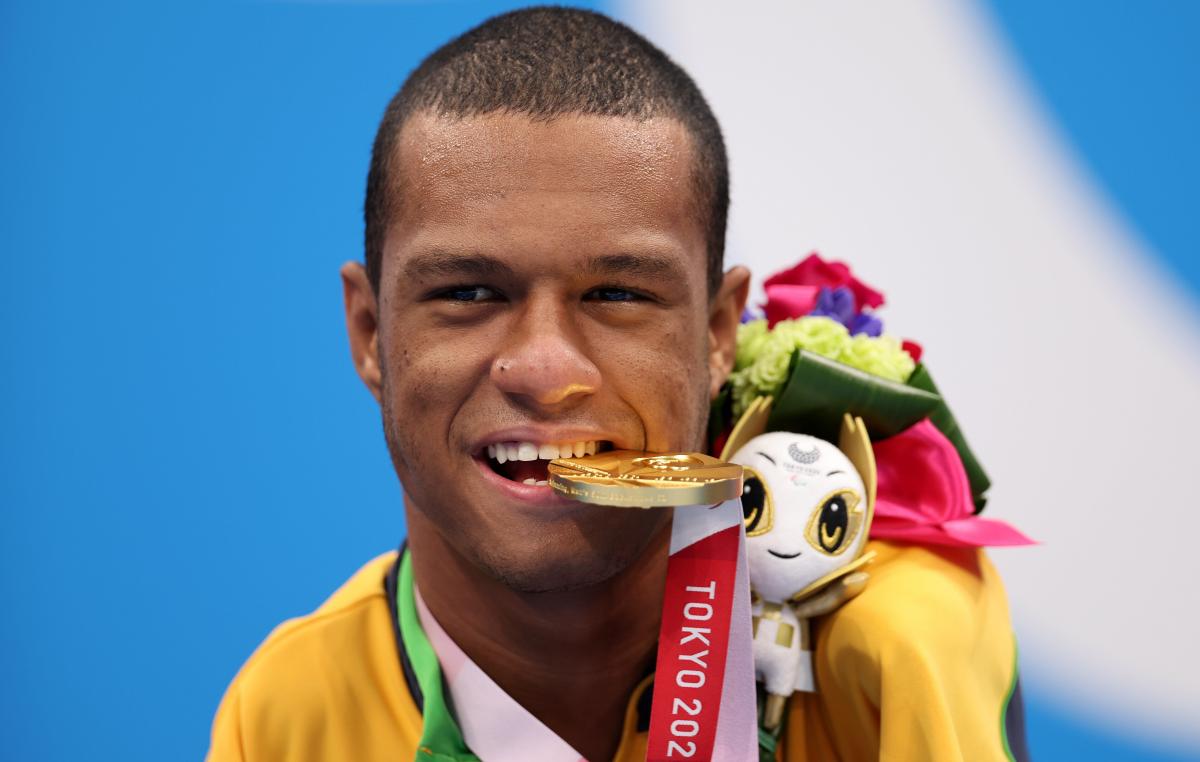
[800,554,837,581]
[598,320,710,451]
[381,321,490,461]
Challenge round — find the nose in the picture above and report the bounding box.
[490,299,601,408]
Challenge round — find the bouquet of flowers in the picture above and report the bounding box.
[711,253,1031,548]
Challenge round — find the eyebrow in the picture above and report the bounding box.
[404,251,516,282]
[826,470,844,476]
[756,451,776,466]
[583,252,688,283]
[402,249,689,286]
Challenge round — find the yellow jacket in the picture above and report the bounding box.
[208,540,1026,761]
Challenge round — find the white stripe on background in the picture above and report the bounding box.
[621,0,1200,749]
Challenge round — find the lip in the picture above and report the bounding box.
[473,456,581,508]
[471,426,632,453]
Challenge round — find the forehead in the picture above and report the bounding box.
[383,112,706,281]
[735,434,859,483]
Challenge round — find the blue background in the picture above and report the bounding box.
[984,0,1199,305]
[0,2,1194,759]
[980,2,1198,759]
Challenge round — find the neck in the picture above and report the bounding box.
[408,511,668,762]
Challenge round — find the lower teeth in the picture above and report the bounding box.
[522,478,549,486]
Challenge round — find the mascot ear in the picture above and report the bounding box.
[720,396,773,461]
[838,414,877,529]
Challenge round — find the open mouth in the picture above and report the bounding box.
[481,440,611,486]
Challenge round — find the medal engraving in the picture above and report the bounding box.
[549,450,743,507]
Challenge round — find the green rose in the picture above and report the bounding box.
[734,319,771,371]
[836,334,915,383]
[727,316,916,417]
[771,316,849,362]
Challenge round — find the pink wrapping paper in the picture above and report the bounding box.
[871,419,1034,547]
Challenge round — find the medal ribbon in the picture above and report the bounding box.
[645,499,756,762]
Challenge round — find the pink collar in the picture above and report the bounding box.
[414,585,589,762]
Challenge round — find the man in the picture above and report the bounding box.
[208,8,1026,761]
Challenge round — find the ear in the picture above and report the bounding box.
[341,261,383,403]
[707,266,751,401]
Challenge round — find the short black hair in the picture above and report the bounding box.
[363,6,728,295]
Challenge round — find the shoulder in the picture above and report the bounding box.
[820,539,1013,670]
[779,541,1020,761]
[208,552,422,761]
[234,551,399,695]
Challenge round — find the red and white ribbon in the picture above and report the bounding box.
[646,499,756,761]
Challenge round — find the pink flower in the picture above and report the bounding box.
[901,339,923,364]
[762,252,886,328]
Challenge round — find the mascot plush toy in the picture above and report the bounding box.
[720,397,878,730]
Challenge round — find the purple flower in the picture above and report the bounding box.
[848,312,883,337]
[808,286,857,325]
[806,286,884,336]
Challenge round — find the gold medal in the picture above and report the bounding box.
[548,450,744,508]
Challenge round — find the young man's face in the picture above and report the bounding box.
[343,112,746,593]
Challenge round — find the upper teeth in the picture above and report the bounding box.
[486,440,598,464]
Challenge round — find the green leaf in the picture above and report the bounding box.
[723,351,993,513]
[766,350,941,442]
[906,364,991,512]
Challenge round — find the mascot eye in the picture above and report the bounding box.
[740,468,773,537]
[806,490,861,555]
[817,495,849,552]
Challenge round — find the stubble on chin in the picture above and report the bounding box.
[471,510,673,595]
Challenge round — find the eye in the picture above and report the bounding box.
[437,285,501,302]
[740,468,773,537]
[585,287,641,302]
[805,488,862,556]
[816,493,850,553]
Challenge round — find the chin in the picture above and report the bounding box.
[467,512,669,594]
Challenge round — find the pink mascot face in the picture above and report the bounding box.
[729,431,869,603]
